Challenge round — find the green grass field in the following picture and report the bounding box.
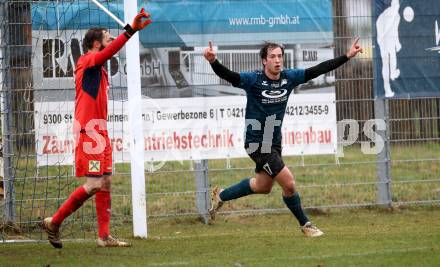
[12,143,440,219]
[1,206,439,267]
[2,143,439,266]
[4,143,440,242]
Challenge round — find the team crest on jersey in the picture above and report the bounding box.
[271,79,288,88]
[262,80,269,86]
[88,160,100,172]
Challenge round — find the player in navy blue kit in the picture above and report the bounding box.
[205,39,363,237]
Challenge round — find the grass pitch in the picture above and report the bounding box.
[1,206,439,267]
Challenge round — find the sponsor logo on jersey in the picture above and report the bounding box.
[261,89,288,99]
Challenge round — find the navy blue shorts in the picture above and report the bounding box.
[246,144,285,178]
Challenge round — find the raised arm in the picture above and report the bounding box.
[94,8,152,66]
[204,41,241,86]
[304,55,349,82]
[94,33,130,66]
[304,37,363,82]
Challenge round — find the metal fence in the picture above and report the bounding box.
[0,0,439,242]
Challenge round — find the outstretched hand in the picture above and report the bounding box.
[346,37,363,58]
[131,8,152,31]
[204,41,216,63]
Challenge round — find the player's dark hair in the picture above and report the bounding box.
[259,42,285,60]
[82,27,107,52]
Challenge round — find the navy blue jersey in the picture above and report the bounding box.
[236,69,305,146]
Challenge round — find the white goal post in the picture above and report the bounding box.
[91,0,147,238]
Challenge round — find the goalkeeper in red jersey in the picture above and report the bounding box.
[42,8,152,248]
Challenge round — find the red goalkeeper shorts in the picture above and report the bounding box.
[75,131,112,177]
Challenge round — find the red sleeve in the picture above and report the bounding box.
[93,32,130,66]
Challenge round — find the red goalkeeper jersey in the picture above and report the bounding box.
[74,33,129,133]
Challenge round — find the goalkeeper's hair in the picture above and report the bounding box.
[82,27,107,52]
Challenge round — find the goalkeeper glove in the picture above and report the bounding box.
[124,8,152,37]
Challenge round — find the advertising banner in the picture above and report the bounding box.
[31,1,337,166]
[374,0,440,98]
[35,94,336,166]
[31,0,334,96]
